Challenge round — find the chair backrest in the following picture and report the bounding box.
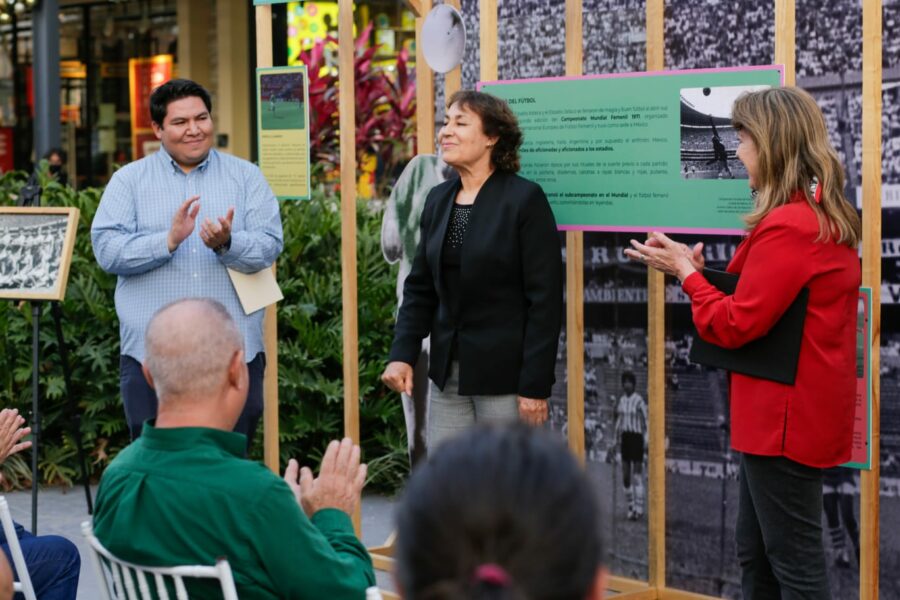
[81,521,239,600]
[0,496,36,600]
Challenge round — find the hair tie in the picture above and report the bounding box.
[473,563,511,587]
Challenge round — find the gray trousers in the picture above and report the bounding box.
[737,453,830,600]
[427,362,519,450]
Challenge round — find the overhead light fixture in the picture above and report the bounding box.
[0,0,38,21]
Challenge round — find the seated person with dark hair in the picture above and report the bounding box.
[92,298,375,599]
[395,423,607,600]
[0,409,80,600]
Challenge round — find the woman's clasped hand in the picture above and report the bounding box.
[624,232,705,282]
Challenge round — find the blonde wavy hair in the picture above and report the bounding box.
[731,87,861,247]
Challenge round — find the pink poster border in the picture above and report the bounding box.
[477,64,785,236]
[476,64,785,90]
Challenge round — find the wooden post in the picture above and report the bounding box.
[338,0,361,535]
[445,0,462,96]
[646,0,665,590]
[564,0,585,462]
[367,0,435,568]
[860,1,882,597]
[416,0,435,154]
[254,4,281,475]
[774,0,796,86]
[480,0,498,82]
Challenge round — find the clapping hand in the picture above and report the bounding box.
[624,232,705,282]
[283,438,367,519]
[0,409,31,464]
[167,196,201,253]
[200,207,234,250]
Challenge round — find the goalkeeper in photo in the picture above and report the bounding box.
[615,370,648,521]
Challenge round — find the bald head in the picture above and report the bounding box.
[144,298,243,403]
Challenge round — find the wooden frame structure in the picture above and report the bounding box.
[256,0,884,597]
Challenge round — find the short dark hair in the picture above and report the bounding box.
[150,79,212,126]
[447,90,522,172]
[44,147,67,162]
[621,371,636,387]
[396,424,604,599]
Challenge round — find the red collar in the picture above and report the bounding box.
[790,188,821,204]
[790,190,807,204]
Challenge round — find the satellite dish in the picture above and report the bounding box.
[421,4,466,74]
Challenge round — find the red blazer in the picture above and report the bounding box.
[682,194,860,468]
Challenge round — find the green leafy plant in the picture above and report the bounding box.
[273,194,408,491]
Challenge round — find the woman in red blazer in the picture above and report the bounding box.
[627,87,861,599]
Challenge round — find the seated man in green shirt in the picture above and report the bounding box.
[93,298,375,599]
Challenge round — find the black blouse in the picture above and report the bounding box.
[442,203,473,355]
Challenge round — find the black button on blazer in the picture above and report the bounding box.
[388,169,563,399]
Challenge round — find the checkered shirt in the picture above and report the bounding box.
[91,146,283,363]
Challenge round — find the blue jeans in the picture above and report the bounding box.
[0,522,79,600]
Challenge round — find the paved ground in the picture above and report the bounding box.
[3,486,397,599]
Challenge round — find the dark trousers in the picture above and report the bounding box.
[0,521,80,600]
[119,353,266,451]
[736,453,830,600]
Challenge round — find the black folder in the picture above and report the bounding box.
[688,269,808,385]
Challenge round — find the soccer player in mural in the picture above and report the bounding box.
[822,467,860,568]
[615,370,648,521]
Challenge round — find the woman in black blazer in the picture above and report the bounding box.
[382,91,563,448]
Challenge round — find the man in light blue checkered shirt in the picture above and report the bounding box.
[91,79,283,447]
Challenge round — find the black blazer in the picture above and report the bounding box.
[388,169,563,399]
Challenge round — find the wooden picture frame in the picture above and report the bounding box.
[0,206,79,301]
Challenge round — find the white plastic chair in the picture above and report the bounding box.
[81,521,239,600]
[0,496,37,600]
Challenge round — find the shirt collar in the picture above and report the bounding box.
[140,421,246,457]
[156,145,214,174]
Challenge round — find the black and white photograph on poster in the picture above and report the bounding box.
[0,207,79,301]
[680,84,769,180]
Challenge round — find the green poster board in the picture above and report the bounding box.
[256,65,312,201]
[480,66,783,234]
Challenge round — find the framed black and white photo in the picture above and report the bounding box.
[0,207,79,301]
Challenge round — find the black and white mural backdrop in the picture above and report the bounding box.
[417,0,899,597]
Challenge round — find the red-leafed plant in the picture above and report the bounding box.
[298,23,416,196]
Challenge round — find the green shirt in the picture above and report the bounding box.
[93,423,375,599]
